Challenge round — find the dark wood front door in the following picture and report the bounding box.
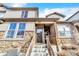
[36,28,43,43]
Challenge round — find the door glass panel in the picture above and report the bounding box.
[36,28,43,43]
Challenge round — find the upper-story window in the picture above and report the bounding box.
[57,25,72,37]
[6,23,17,38]
[17,23,26,38]
[21,11,28,18]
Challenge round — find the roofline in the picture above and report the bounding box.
[8,7,38,10]
[2,18,59,22]
[46,12,65,18]
[66,10,79,21]
[1,18,72,23]
[0,4,10,9]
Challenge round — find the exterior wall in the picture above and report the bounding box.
[0,22,36,54]
[0,31,5,39]
[74,25,79,43]
[0,32,35,53]
[0,22,35,40]
[49,23,75,45]
[0,7,6,11]
[28,11,38,18]
[0,23,8,39]
[3,11,22,18]
[47,14,64,21]
[0,22,35,31]
[0,22,8,31]
[67,12,79,22]
[3,10,38,18]
[56,23,77,45]
[25,22,35,31]
[50,24,56,45]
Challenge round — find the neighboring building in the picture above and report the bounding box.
[66,11,79,43]
[46,12,65,21]
[0,4,79,56]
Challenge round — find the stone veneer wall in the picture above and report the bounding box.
[58,39,72,45]
[0,31,5,39]
[0,31,35,53]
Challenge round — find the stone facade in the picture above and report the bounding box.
[0,31,35,54]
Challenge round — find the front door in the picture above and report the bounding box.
[36,28,44,43]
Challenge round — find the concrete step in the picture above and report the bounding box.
[30,52,48,56]
[30,43,49,56]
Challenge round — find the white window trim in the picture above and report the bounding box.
[14,23,19,38]
[4,22,26,40]
[4,23,10,39]
[57,24,72,38]
[16,23,26,38]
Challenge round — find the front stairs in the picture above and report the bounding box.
[30,43,49,56]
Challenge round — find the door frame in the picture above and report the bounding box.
[36,26,45,43]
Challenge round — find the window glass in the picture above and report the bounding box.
[57,25,71,37]
[6,30,15,38]
[18,23,26,30]
[9,23,16,29]
[17,23,26,38]
[21,11,28,18]
[17,30,24,38]
[6,23,16,38]
[6,23,26,38]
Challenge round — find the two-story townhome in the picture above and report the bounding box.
[0,4,79,56]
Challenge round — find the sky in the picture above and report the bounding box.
[3,3,79,18]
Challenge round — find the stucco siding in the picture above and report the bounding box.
[0,7,6,11]
[28,11,37,18]
[0,23,8,31]
[47,14,64,19]
[3,11,22,18]
[3,10,37,18]
[25,22,35,31]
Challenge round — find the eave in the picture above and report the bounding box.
[2,18,72,23]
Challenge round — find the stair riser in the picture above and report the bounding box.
[30,44,49,56]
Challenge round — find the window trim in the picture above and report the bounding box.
[16,23,26,38]
[4,22,26,40]
[57,24,72,38]
[21,11,28,18]
[5,23,17,39]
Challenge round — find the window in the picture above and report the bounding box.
[0,11,6,18]
[6,23,26,38]
[9,23,16,29]
[21,11,28,18]
[17,23,26,38]
[17,30,24,38]
[6,30,15,38]
[6,23,16,38]
[57,25,71,37]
